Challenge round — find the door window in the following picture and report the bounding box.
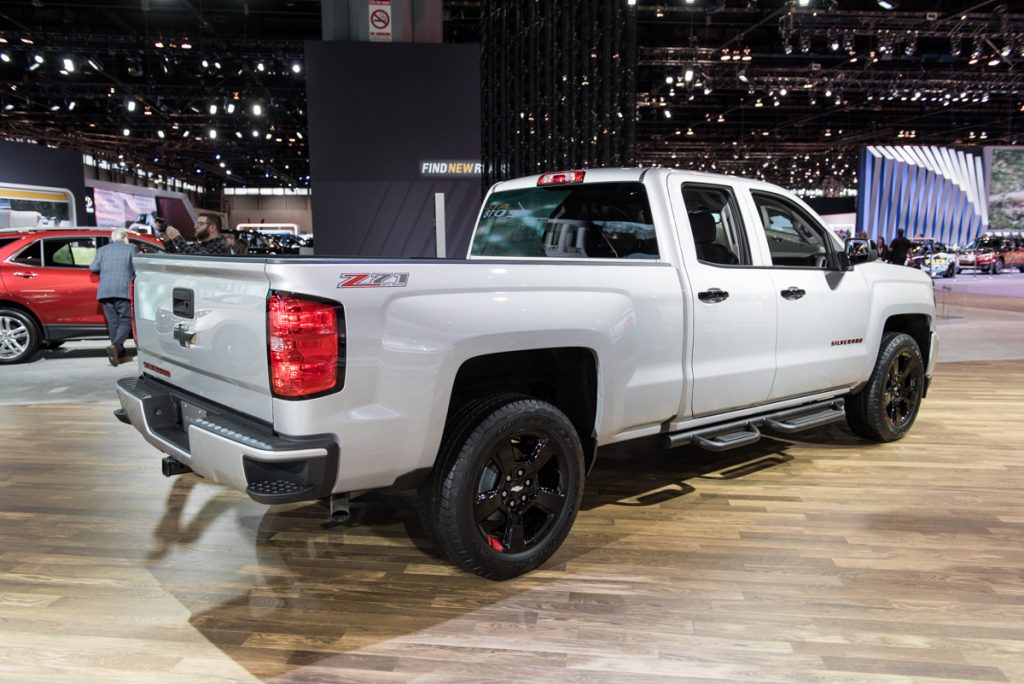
[752,192,833,268]
[42,237,98,268]
[129,238,162,254]
[680,184,751,266]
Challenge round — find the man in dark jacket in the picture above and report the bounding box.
[162,213,232,255]
[888,229,912,266]
[89,228,137,366]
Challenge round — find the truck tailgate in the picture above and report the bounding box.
[133,255,273,423]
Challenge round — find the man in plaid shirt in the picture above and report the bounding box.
[89,228,137,366]
[162,213,232,255]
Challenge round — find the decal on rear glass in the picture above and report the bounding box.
[338,273,410,288]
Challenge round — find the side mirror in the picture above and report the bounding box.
[845,237,877,265]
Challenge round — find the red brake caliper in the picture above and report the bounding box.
[487,535,504,552]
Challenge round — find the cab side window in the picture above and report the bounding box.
[752,192,832,269]
[42,237,98,268]
[681,184,751,266]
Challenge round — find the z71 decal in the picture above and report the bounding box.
[338,273,410,288]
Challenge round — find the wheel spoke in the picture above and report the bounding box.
[502,515,526,553]
[524,438,555,476]
[474,489,503,521]
[490,442,517,477]
[897,358,912,382]
[533,488,566,516]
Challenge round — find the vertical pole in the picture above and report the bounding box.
[434,192,447,258]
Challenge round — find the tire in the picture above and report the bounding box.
[420,394,585,580]
[0,308,41,364]
[946,263,955,279]
[992,258,1003,275]
[846,332,925,442]
[1017,265,1024,273]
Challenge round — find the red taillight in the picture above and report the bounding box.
[267,293,341,398]
[537,170,586,186]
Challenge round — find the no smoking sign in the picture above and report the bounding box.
[368,0,392,42]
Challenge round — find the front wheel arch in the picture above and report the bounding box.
[845,332,924,442]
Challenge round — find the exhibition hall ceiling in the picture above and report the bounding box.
[0,0,1021,192]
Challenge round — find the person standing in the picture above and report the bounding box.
[89,228,137,366]
[223,231,250,255]
[162,213,232,255]
[875,235,889,262]
[888,229,911,266]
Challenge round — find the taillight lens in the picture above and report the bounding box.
[267,292,343,398]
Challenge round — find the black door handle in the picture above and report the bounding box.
[698,288,729,303]
[781,287,806,300]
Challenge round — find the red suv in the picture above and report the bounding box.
[956,232,1024,274]
[0,228,163,364]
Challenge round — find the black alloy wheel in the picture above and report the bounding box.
[846,332,925,442]
[421,394,584,580]
[882,347,921,431]
[473,429,568,555]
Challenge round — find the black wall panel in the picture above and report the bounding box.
[305,41,481,257]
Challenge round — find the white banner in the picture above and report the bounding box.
[368,0,392,42]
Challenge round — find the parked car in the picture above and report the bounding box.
[957,232,1024,274]
[0,227,163,363]
[908,238,957,278]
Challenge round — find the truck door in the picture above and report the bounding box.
[671,179,777,417]
[745,190,871,400]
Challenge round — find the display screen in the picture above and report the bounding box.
[988,147,1024,230]
[93,188,159,230]
[0,185,74,228]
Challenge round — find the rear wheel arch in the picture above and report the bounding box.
[445,347,599,474]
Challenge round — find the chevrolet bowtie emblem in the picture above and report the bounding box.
[173,323,197,348]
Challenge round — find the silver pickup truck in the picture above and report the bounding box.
[116,168,938,579]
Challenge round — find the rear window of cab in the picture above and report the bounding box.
[471,182,659,260]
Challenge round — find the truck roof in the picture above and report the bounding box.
[489,167,795,197]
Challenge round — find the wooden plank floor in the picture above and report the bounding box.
[1,360,1023,683]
